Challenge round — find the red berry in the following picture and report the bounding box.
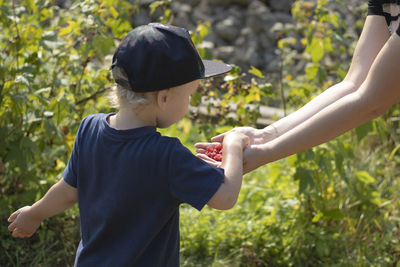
[206,146,214,152]
[215,144,222,151]
[214,154,222,161]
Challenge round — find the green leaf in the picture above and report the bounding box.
[306,38,324,63]
[305,64,319,80]
[323,208,344,220]
[248,66,265,79]
[389,144,400,161]
[40,8,53,21]
[190,91,202,106]
[25,0,38,13]
[149,1,164,15]
[294,167,314,194]
[355,121,373,141]
[356,171,376,184]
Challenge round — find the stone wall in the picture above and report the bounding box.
[133,0,295,74]
[133,0,364,75]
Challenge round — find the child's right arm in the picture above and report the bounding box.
[8,179,77,238]
[207,131,249,210]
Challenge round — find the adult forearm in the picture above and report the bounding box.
[257,34,400,166]
[266,93,372,162]
[265,81,357,138]
[264,16,389,140]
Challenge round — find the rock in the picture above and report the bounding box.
[166,0,362,74]
[175,0,201,5]
[246,0,274,33]
[214,46,235,61]
[171,3,195,29]
[215,16,240,42]
[209,0,250,6]
[269,0,294,13]
[132,9,151,27]
[264,54,281,72]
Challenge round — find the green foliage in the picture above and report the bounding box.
[178,121,400,266]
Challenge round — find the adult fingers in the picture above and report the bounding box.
[194,142,211,149]
[194,142,220,149]
[196,148,206,154]
[195,142,221,152]
[211,133,226,143]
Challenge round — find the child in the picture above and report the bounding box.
[7,23,249,266]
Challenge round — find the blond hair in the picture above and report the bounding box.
[109,66,156,109]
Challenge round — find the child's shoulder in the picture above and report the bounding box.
[158,134,182,146]
[157,135,196,157]
[81,113,106,123]
[78,113,107,127]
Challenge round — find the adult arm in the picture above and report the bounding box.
[244,33,400,173]
[196,16,389,156]
[264,15,390,138]
[8,179,78,238]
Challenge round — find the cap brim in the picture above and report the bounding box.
[202,60,232,78]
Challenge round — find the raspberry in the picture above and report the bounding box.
[205,144,223,162]
[213,154,222,161]
[215,144,222,151]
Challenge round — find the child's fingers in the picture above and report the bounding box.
[8,220,17,232]
[8,210,20,223]
[11,228,23,238]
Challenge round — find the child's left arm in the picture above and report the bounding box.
[8,179,77,238]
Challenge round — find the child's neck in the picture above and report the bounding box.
[108,106,157,130]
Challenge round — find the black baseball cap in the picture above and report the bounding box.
[111,23,232,92]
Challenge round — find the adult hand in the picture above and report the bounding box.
[242,144,269,174]
[196,143,222,168]
[212,126,275,145]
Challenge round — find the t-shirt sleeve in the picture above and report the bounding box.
[63,119,86,188]
[167,139,224,211]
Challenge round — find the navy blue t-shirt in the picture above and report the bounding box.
[63,113,224,266]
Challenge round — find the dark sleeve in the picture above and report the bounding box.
[63,118,86,188]
[167,139,224,211]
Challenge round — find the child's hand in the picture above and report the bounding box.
[195,127,270,161]
[222,131,250,150]
[196,132,249,166]
[8,206,42,238]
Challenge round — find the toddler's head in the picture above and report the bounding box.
[110,23,232,110]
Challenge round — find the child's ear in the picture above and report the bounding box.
[156,89,170,110]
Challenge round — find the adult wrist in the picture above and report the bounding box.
[262,124,279,140]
